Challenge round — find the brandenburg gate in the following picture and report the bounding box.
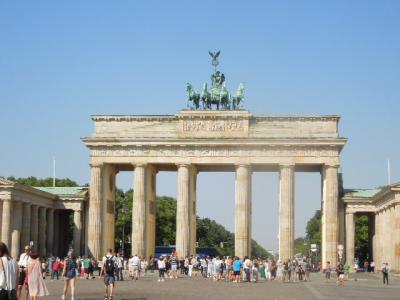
[82,53,347,266]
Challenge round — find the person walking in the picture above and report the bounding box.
[232,257,242,283]
[169,252,178,279]
[324,261,332,283]
[61,250,77,300]
[336,263,345,286]
[382,262,389,285]
[115,254,123,281]
[17,245,30,300]
[101,249,116,300]
[26,251,49,300]
[129,254,139,281]
[0,242,18,300]
[157,257,166,282]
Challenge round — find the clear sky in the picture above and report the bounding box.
[1,1,399,252]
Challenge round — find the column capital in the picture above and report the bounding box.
[176,163,191,168]
[234,163,252,170]
[279,163,295,169]
[132,162,148,168]
[322,163,340,169]
[89,162,104,168]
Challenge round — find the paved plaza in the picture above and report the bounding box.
[40,272,400,300]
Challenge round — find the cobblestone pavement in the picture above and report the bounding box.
[33,272,400,300]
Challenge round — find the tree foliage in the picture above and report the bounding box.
[114,189,270,257]
[355,215,369,260]
[6,176,80,187]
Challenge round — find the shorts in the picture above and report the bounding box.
[233,271,240,276]
[104,274,115,285]
[171,264,177,271]
[66,270,76,279]
[18,270,26,286]
[132,265,139,272]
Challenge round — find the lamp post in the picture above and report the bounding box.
[121,202,128,257]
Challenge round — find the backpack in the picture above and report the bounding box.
[105,256,115,275]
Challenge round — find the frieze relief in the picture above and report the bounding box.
[92,146,339,158]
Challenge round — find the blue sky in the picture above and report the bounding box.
[1,1,399,251]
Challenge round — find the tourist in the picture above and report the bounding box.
[157,256,166,282]
[97,257,103,277]
[232,257,242,283]
[27,251,49,299]
[129,254,140,281]
[101,249,116,300]
[276,260,283,281]
[324,261,332,283]
[243,256,252,282]
[264,259,271,280]
[336,263,345,286]
[382,262,389,285]
[0,242,18,300]
[115,254,123,281]
[51,258,60,280]
[214,256,223,281]
[206,257,213,278]
[370,260,375,273]
[344,262,350,280]
[303,258,310,282]
[287,260,293,282]
[225,257,233,282]
[61,250,77,300]
[17,245,30,300]
[169,251,178,279]
[252,259,259,283]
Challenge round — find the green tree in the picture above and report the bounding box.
[355,215,369,260]
[6,176,80,187]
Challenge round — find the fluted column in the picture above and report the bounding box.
[1,199,12,247]
[88,163,103,259]
[235,164,252,259]
[393,205,400,272]
[146,166,157,259]
[21,203,31,250]
[11,202,23,259]
[345,212,355,265]
[38,207,46,256]
[73,210,82,256]
[189,166,197,256]
[176,164,191,258]
[279,164,295,262]
[322,164,339,267]
[30,205,39,251]
[46,209,54,256]
[132,164,147,257]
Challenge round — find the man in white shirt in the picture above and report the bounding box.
[17,245,30,300]
[129,254,140,281]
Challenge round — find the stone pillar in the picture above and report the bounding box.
[146,165,157,259]
[38,207,47,256]
[1,199,12,247]
[279,164,295,262]
[176,164,191,258]
[73,210,82,256]
[11,202,23,259]
[235,164,252,259]
[46,209,54,256]
[88,163,103,259]
[345,212,355,265]
[21,203,31,250]
[393,205,400,272]
[132,164,147,257]
[321,164,339,267]
[389,206,395,266]
[189,166,197,256]
[30,205,39,251]
[53,210,60,257]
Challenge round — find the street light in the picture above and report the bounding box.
[121,202,128,257]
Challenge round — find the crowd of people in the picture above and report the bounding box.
[0,241,393,300]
